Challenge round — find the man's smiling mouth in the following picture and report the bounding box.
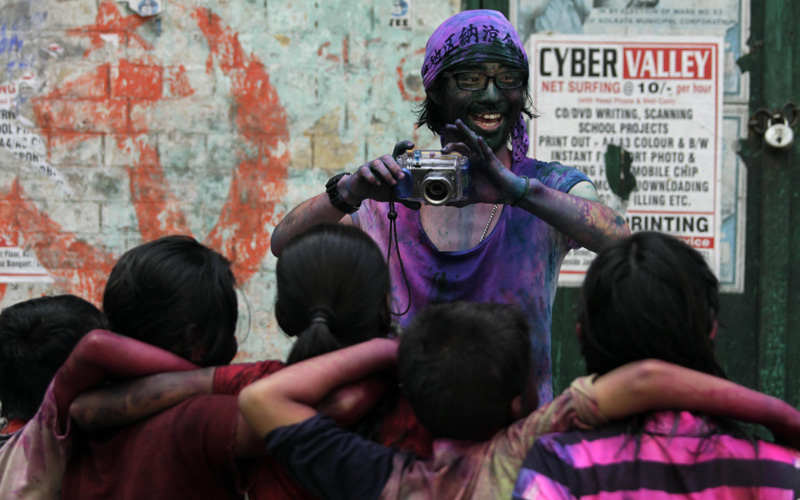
[470,113,504,130]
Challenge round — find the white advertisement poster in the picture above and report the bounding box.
[0,234,53,283]
[529,35,724,285]
[512,0,748,102]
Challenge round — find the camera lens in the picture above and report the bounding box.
[421,178,453,205]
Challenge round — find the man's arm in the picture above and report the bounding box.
[239,338,398,437]
[443,120,630,253]
[52,329,197,425]
[519,180,630,253]
[594,359,800,447]
[270,193,354,256]
[270,141,417,256]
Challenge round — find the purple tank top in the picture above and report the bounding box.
[354,158,589,404]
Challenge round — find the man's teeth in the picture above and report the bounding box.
[474,113,501,123]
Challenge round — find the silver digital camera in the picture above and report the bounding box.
[393,150,470,205]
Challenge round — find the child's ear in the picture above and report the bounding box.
[575,322,583,342]
[511,395,523,420]
[709,319,718,340]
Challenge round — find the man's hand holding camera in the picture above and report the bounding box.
[341,140,421,210]
[352,119,529,209]
[441,119,529,208]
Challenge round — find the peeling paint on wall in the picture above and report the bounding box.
[2,0,291,337]
[0,75,71,193]
[0,0,460,361]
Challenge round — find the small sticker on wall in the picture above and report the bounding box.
[389,0,412,30]
[0,235,53,283]
[119,0,165,17]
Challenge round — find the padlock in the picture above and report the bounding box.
[764,117,794,149]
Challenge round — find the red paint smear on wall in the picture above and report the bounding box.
[47,131,102,162]
[0,181,116,304]
[127,140,191,239]
[68,1,153,59]
[9,0,289,302]
[165,65,195,98]
[50,65,110,99]
[396,48,426,102]
[112,60,164,100]
[33,63,125,134]
[193,8,289,277]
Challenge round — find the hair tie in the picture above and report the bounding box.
[309,308,332,327]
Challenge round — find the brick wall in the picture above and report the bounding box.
[0,0,459,361]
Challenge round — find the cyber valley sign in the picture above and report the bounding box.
[540,46,714,81]
[529,36,724,284]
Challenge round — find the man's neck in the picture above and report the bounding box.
[418,145,511,252]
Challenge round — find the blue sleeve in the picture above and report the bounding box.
[264,414,396,500]
[525,159,591,194]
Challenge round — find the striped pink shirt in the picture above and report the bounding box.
[513,411,800,499]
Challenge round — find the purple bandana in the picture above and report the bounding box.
[422,10,530,164]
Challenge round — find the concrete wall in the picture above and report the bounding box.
[0,0,458,361]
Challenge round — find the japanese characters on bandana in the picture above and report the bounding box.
[422,10,530,164]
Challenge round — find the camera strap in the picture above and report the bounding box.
[387,197,411,317]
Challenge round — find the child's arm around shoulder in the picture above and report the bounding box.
[53,329,197,426]
[592,359,800,446]
[70,368,215,431]
[239,338,398,438]
[71,359,289,430]
[239,338,401,500]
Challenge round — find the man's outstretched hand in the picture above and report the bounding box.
[441,120,526,206]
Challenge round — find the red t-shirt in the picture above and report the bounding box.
[215,360,433,500]
[213,360,285,395]
[216,361,321,499]
[63,394,254,500]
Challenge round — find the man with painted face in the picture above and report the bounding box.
[271,9,629,405]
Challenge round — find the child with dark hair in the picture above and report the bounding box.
[238,298,800,500]
[271,223,429,455]
[276,223,393,366]
[0,295,107,444]
[102,234,239,367]
[64,225,429,500]
[398,301,534,440]
[0,294,196,499]
[217,223,431,498]
[578,230,722,377]
[513,232,800,499]
[62,235,256,499]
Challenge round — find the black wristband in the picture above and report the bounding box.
[325,173,361,214]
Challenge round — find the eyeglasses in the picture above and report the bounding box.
[448,71,526,91]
